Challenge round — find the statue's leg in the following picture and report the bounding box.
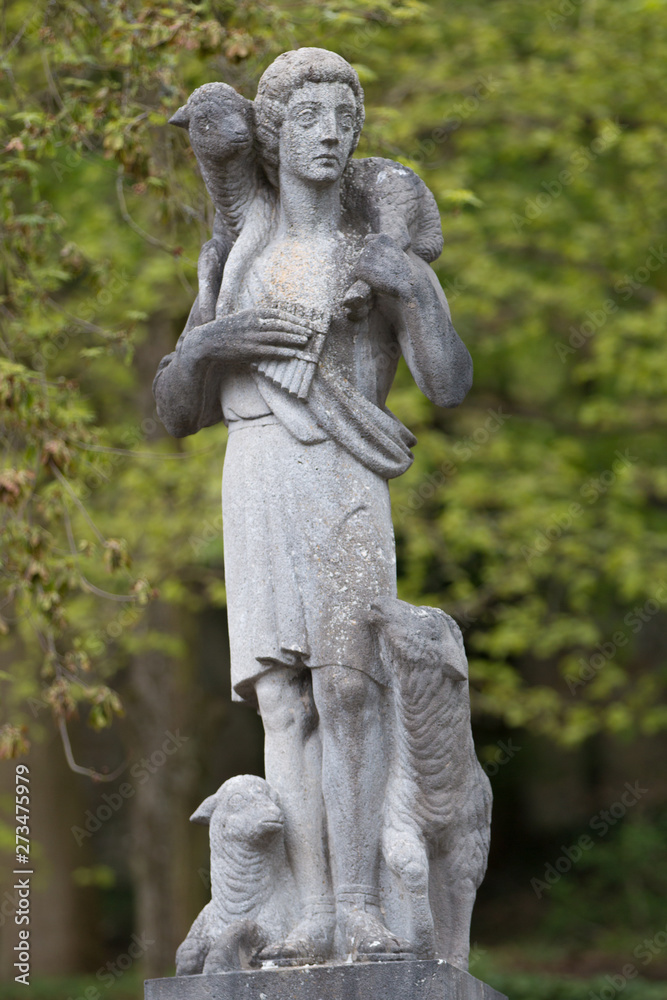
[311,664,410,959]
[254,667,335,962]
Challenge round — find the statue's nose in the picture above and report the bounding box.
[319,110,339,144]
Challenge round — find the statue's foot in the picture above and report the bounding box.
[339,908,412,961]
[258,910,334,966]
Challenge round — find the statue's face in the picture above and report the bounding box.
[279,81,357,184]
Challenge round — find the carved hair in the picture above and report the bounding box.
[254,47,365,185]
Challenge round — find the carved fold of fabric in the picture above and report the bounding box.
[308,369,416,481]
[222,419,396,705]
[252,370,416,481]
[222,418,309,706]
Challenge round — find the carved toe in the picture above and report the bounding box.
[258,913,334,965]
[340,910,412,960]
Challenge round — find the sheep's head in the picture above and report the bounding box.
[368,596,467,681]
[170,83,254,164]
[190,774,284,848]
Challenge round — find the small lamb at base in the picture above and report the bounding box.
[369,597,492,970]
[175,774,296,974]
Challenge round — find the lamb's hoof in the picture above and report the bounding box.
[340,910,412,961]
[343,279,373,321]
[175,936,208,976]
[258,913,334,966]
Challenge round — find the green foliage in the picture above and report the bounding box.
[543,813,667,949]
[1,0,666,768]
[482,972,666,1000]
[0,973,142,1000]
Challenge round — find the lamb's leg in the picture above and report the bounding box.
[429,852,476,970]
[175,908,210,975]
[203,920,268,972]
[197,236,227,322]
[382,824,434,958]
[175,936,209,976]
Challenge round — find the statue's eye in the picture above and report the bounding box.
[296,107,317,127]
[338,111,354,130]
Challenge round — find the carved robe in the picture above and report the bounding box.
[216,204,415,704]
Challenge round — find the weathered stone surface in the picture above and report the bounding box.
[153,46,489,975]
[146,960,507,1000]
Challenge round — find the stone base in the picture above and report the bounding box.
[144,960,507,999]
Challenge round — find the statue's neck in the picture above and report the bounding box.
[276,167,341,239]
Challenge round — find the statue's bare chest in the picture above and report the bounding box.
[251,231,360,316]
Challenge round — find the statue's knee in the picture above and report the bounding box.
[334,668,374,714]
[255,670,315,736]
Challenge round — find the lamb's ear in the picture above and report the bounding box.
[190,793,218,825]
[367,596,394,627]
[169,106,190,130]
[442,644,469,682]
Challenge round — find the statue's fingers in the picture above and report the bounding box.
[258,320,315,337]
[257,310,319,333]
[257,346,302,359]
[259,329,309,346]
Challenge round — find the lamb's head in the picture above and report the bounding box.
[368,596,467,681]
[170,83,254,164]
[190,774,284,850]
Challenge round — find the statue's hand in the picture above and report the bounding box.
[190,309,313,365]
[352,234,413,301]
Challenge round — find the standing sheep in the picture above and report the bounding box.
[369,597,492,969]
[175,774,296,974]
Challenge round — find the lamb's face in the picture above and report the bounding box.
[170,84,254,163]
[205,776,284,851]
[223,783,285,847]
[369,596,467,680]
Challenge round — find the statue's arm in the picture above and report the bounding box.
[354,235,473,407]
[153,297,225,438]
[153,302,314,438]
[394,255,472,407]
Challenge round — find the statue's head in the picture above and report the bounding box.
[254,48,365,186]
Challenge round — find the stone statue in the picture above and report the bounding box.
[153,47,492,981]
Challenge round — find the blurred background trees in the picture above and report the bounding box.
[1,1,666,995]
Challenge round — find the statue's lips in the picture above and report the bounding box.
[314,154,339,163]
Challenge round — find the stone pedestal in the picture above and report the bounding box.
[144,960,507,999]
